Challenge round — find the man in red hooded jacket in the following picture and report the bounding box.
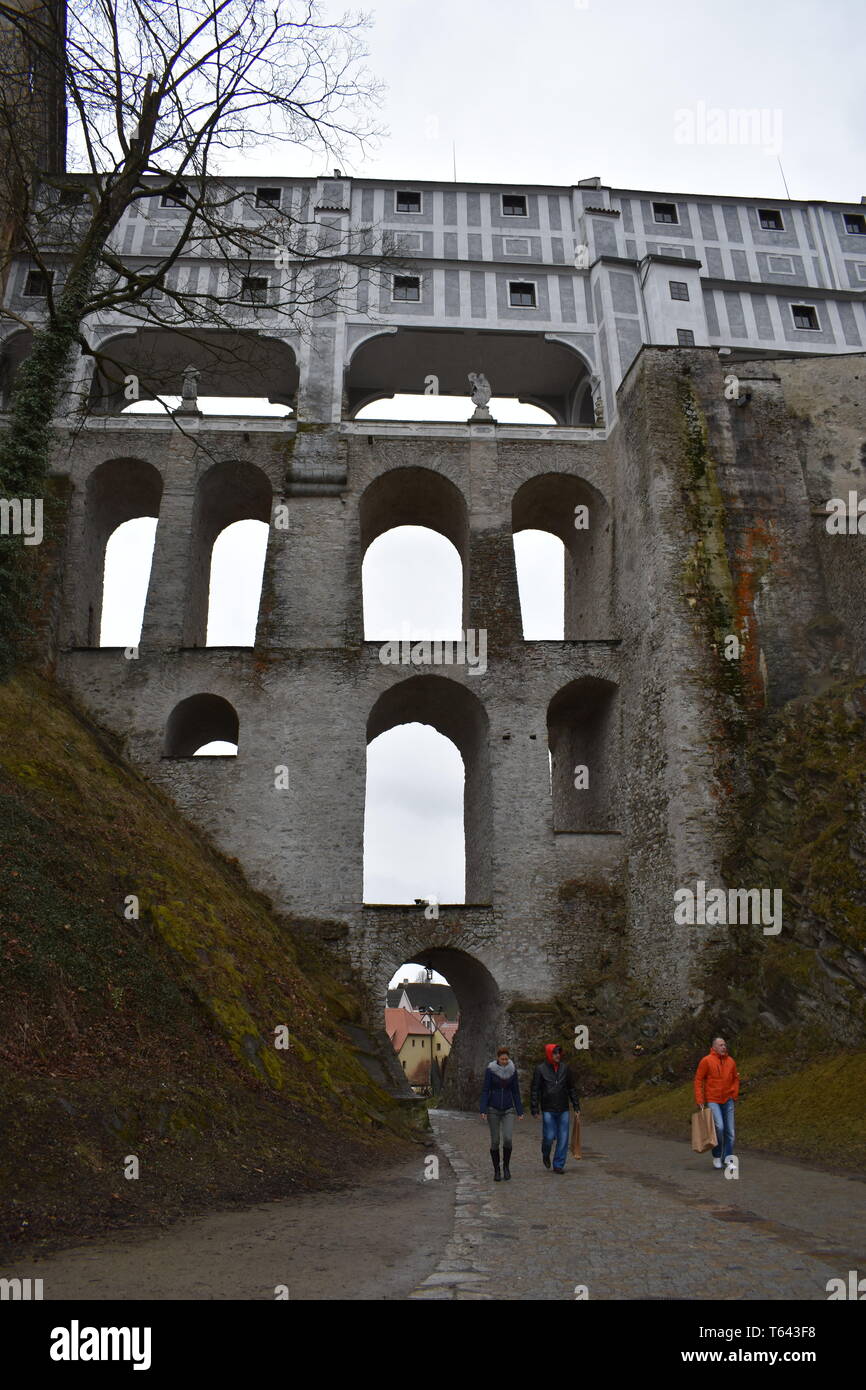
[694,1036,740,1169]
[530,1043,581,1173]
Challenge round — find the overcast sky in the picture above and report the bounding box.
[236,0,865,205]
[100,0,864,987]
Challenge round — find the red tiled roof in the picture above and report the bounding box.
[385,1007,435,1052]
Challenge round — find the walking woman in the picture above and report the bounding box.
[480,1045,524,1181]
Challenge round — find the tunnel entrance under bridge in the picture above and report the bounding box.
[379,945,504,1110]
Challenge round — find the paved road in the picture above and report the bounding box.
[1,1153,455,1301]
[4,1115,863,1301]
[410,1110,866,1300]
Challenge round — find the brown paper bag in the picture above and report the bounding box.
[691,1106,716,1153]
[570,1110,582,1159]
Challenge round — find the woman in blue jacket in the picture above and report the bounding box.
[480,1045,524,1181]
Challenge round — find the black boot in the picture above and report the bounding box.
[490,1148,501,1181]
[502,1146,512,1180]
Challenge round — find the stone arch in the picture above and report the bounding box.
[344,326,594,423]
[87,327,299,413]
[78,457,164,647]
[184,459,273,647]
[359,467,470,631]
[381,945,503,1108]
[512,472,612,638]
[0,327,33,409]
[164,693,239,756]
[367,674,492,903]
[547,677,619,831]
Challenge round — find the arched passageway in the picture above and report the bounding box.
[185,460,273,647]
[512,473,611,639]
[547,677,619,831]
[382,946,502,1109]
[164,693,239,756]
[366,675,492,903]
[79,458,163,647]
[87,328,298,414]
[346,327,594,425]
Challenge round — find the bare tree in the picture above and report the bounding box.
[0,0,394,673]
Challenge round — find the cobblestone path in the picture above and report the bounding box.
[410,1110,866,1300]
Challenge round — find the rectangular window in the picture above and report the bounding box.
[160,185,189,208]
[844,213,866,235]
[502,194,528,217]
[653,201,678,224]
[509,280,536,306]
[392,274,421,301]
[791,304,819,330]
[395,190,422,213]
[758,208,784,231]
[676,328,695,346]
[669,280,689,300]
[767,254,795,273]
[240,276,269,303]
[24,268,52,296]
[436,1043,442,1051]
[255,187,280,208]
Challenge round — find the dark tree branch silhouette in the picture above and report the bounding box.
[0,0,398,674]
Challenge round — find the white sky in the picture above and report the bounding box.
[98,0,864,983]
[233,0,865,205]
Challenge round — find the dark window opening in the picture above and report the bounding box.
[676,328,695,346]
[24,268,52,297]
[844,213,866,235]
[59,188,86,205]
[240,276,269,303]
[758,208,784,231]
[653,201,678,224]
[160,185,189,208]
[393,275,421,301]
[396,191,421,213]
[503,194,528,217]
[255,187,280,208]
[509,281,536,307]
[792,304,819,330]
[669,280,689,300]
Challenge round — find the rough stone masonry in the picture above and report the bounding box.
[5,172,864,1104]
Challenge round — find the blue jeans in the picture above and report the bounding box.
[708,1099,735,1161]
[542,1110,570,1171]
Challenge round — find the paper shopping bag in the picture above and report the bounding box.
[570,1110,582,1159]
[691,1106,716,1153]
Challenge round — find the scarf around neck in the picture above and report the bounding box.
[489,1059,515,1080]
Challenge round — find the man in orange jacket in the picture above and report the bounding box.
[694,1036,740,1170]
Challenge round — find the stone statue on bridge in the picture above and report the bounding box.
[175,363,202,415]
[468,371,492,420]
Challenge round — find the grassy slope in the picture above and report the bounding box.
[585,1051,866,1171]
[0,671,416,1261]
